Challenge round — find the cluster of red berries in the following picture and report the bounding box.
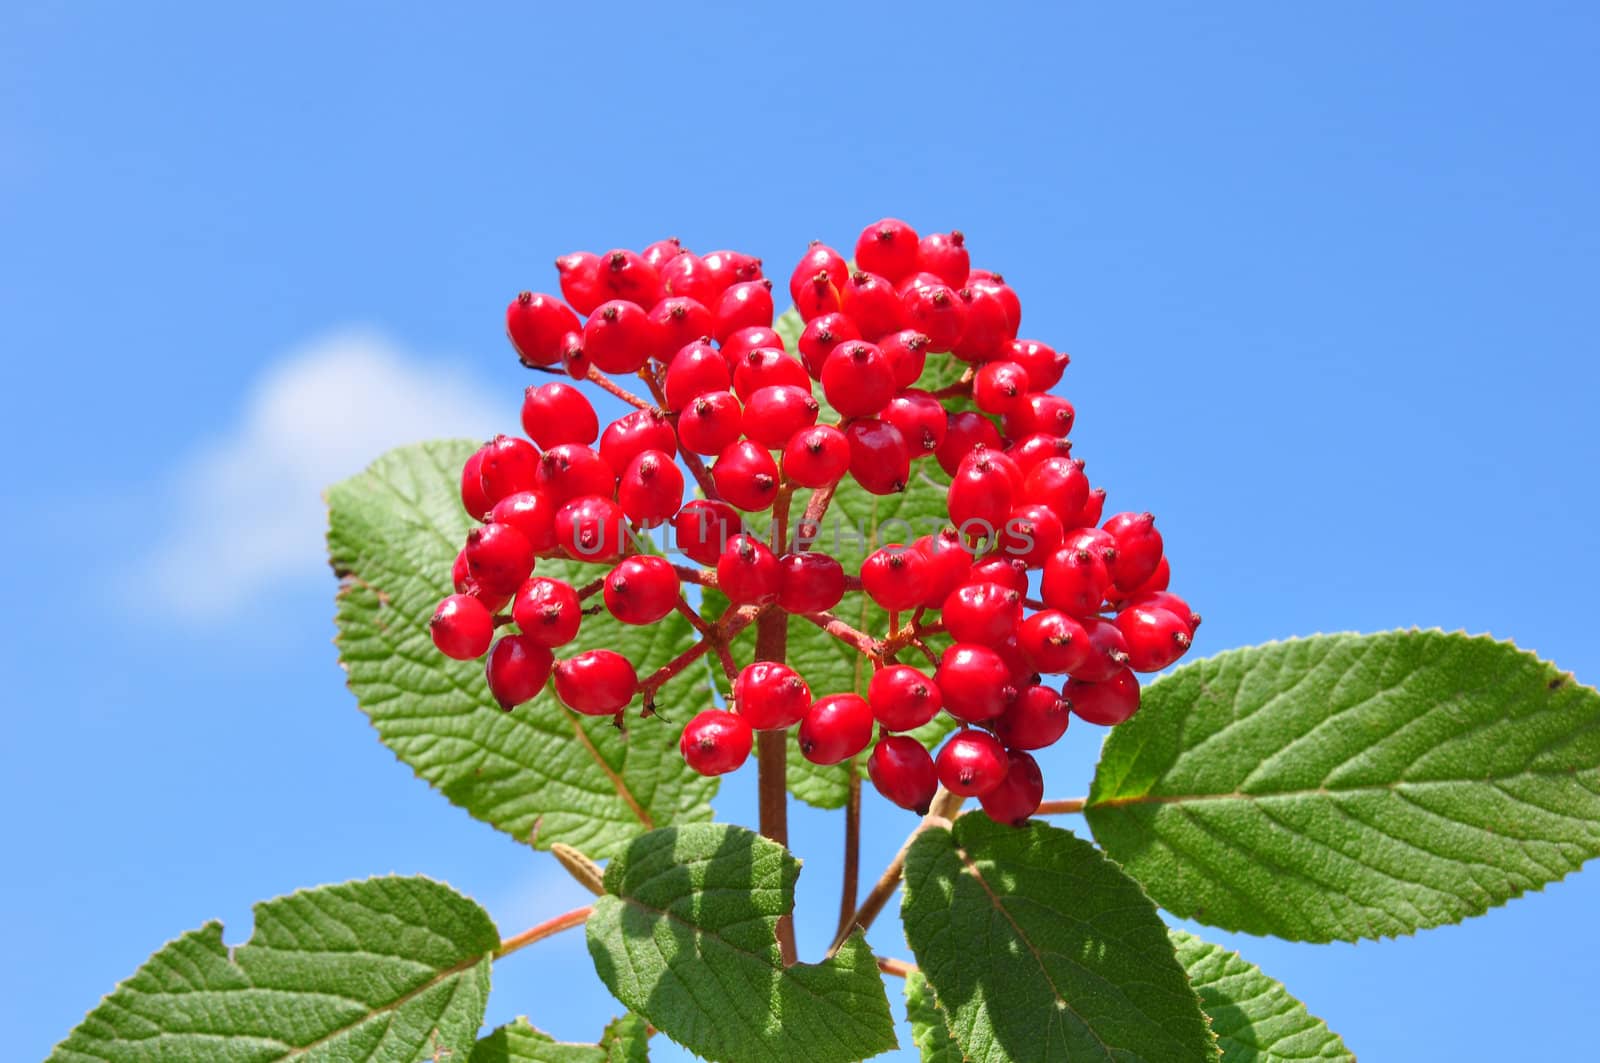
[428,219,1198,826]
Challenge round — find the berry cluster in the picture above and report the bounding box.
[428,220,1198,827]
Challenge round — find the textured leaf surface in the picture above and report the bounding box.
[904,971,963,1063]
[586,823,897,1063]
[902,816,1218,1063]
[470,1014,649,1063]
[1086,630,1600,941]
[328,440,716,859]
[1170,930,1351,1062]
[51,876,497,1062]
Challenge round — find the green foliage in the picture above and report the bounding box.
[1087,630,1600,941]
[49,876,497,1062]
[1170,930,1352,1062]
[470,1014,650,1063]
[328,440,716,860]
[585,823,897,1063]
[903,971,964,1063]
[902,815,1219,1063]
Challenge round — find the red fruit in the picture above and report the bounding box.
[1111,556,1172,605]
[522,382,599,448]
[452,549,510,611]
[993,684,1071,750]
[1066,668,1141,725]
[948,448,1015,541]
[798,313,861,377]
[1008,433,1074,475]
[1078,487,1107,528]
[776,552,846,614]
[844,418,911,495]
[554,495,628,562]
[914,530,973,608]
[1115,604,1192,672]
[672,499,742,566]
[855,218,920,283]
[597,249,661,307]
[603,555,680,625]
[934,730,1009,796]
[968,271,1022,335]
[941,582,1022,646]
[553,649,638,716]
[664,340,731,410]
[485,634,555,709]
[720,325,785,367]
[1130,590,1200,634]
[534,444,614,505]
[968,554,1030,595]
[868,665,943,731]
[789,242,850,304]
[1102,511,1165,592]
[798,694,874,765]
[822,341,895,417]
[861,545,929,611]
[1069,617,1132,683]
[490,491,558,553]
[793,271,842,321]
[916,230,970,288]
[661,251,718,306]
[701,249,763,293]
[507,292,581,367]
[557,330,589,380]
[713,439,780,511]
[935,644,1013,722]
[465,523,536,596]
[677,391,744,455]
[950,286,1011,362]
[782,424,851,488]
[649,296,715,356]
[642,236,685,270]
[979,750,1044,825]
[1006,339,1068,391]
[582,299,660,374]
[997,503,1064,568]
[680,710,753,775]
[882,389,947,457]
[840,271,905,340]
[512,577,583,648]
[1004,393,1076,439]
[936,411,1003,476]
[460,445,493,521]
[1017,610,1091,675]
[897,271,944,297]
[618,449,685,526]
[600,408,677,473]
[555,251,604,315]
[732,346,811,401]
[1064,526,1119,567]
[716,534,780,604]
[879,329,932,388]
[972,361,1031,415]
[1021,457,1090,529]
[901,283,967,352]
[868,735,938,813]
[479,434,540,507]
[714,280,775,342]
[733,661,813,730]
[1040,547,1112,617]
[430,594,495,660]
[743,385,820,449]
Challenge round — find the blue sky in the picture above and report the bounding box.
[4,2,1598,1059]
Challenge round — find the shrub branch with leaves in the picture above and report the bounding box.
[49,222,1600,1062]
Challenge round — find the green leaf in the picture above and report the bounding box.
[50,876,497,1062]
[1169,930,1351,1062]
[585,823,898,1063]
[470,1014,649,1063]
[328,439,717,860]
[902,816,1218,1063]
[1085,630,1600,942]
[903,970,963,1063]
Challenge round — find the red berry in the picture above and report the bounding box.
[993,684,1071,750]
[489,491,558,554]
[882,389,947,457]
[916,230,970,288]
[1066,668,1141,725]
[680,710,753,776]
[603,556,679,625]
[713,439,780,511]
[997,503,1064,568]
[430,594,495,660]
[465,523,536,596]
[553,649,638,716]
[1130,590,1200,635]
[840,271,905,340]
[1008,433,1074,475]
[720,325,785,368]
[967,271,1021,336]
[1068,617,1132,683]
[732,347,811,401]
[1006,339,1068,391]
[941,582,1022,646]
[790,242,850,304]
[934,730,1009,796]
[935,644,1013,722]
[844,418,911,495]
[597,249,662,307]
[743,385,820,449]
[798,693,874,765]
[642,236,685,270]
[1040,547,1112,617]
[600,408,677,473]
[913,530,973,608]
[1021,457,1090,530]
[460,445,493,521]
[782,424,851,488]
[1115,604,1192,672]
[485,634,555,709]
[948,448,1015,542]
[452,549,510,611]
[972,361,1031,416]
[661,251,718,306]
[701,249,763,293]
[512,577,582,648]
[1102,512,1165,592]
[649,296,715,356]
[950,286,1011,362]
[822,341,895,417]
[664,340,731,410]
[855,218,920,284]
[879,329,932,388]
[589,298,666,372]
[479,434,541,507]
[936,411,1003,476]
[979,750,1044,825]
[507,292,581,367]
[554,495,628,562]
[776,552,846,614]
[534,444,615,505]
[1017,610,1091,675]
[793,271,842,321]
[967,554,1030,595]
[714,280,775,342]
[1063,526,1119,567]
[555,251,605,315]
[1078,487,1107,529]
[677,391,744,455]
[672,499,742,566]
[618,449,685,526]
[716,534,780,604]
[868,735,938,813]
[868,665,943,731]
[1110,557,1172,606]
[557,329,588,380]
[798,313,861,378]
[1004,393,1075,439]
[733,661,812,730]
[522,382,599,448]
[861,545,929,611]
[901,284,967,352]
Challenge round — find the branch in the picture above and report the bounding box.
[796,610,883,661]
[835,763,862,941]
[876,956,918,979]
[493,906,592,960]
[585,367,651,409]
[828,787,965,957]
[1036,797,1087,816]
[754,609,797,967]
[793,480,840,552]
[638,371,721,502]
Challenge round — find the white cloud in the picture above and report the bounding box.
[138,329,504,618]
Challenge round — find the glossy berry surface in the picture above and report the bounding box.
[798,694,874,765]
[733,662,812,730]
[978,750,1045,825]
[430,594,495,660]
[552,650,638,716]
[935,730,1009,797]
[484,635,555,709]
[867,735,938,813]
[680,710,754,776]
